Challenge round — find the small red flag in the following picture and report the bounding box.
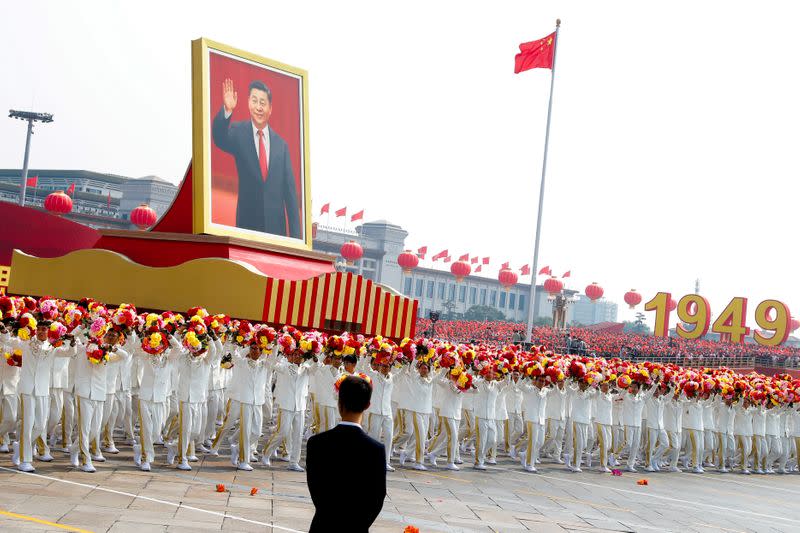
[458,253,469,262]
[25,176,38,187]
[444,256,451,263]
[335,207,347,217]
[433,249,448,261]
[476,265,482,273]
[501,262,510,269]
[562,270,571,278]
[417,246,427,255]
[470,257,478,264]
[538,266,552,275]
[482,257,490,265]
[320,203,330,215]
[66,183,76,196]
[514,31,556,74]
[351,210,364,222]
[520,264,531,275]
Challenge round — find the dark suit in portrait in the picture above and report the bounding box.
[306,424,386,532]
[212,107,301,238]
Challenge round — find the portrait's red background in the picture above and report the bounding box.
[208,51,304,234]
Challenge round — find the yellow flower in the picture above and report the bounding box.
[236,335,244,343]
[18,328,30,341]
[343,345,355,356]
[299,339,312,352]
[457,373,468,388]
[149,333,162,349]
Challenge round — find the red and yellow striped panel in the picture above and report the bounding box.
[261,271,416,339]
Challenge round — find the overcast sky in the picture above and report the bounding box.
[1,1,798,329]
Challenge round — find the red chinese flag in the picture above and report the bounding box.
[514,32,556,74]
[476,265,482,273]
[562,270,571,278]
[26,176,38,187]
[470,257,478,264]
[520,264,531,275]
[501,262,510,269]
[434,249,448,260]
[335,207,347,217]
[482,257,490,265]
[458,253,469,262]
[351,210,364,222]
[538,265,552,275]
[320,203,330,215]
[66,183,76,196]
[417,246,427,255]
[444,256,452,263]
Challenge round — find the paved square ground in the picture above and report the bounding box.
[0,443,798,532]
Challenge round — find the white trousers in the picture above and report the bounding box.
[318,405,338,433]
[684,429,704,468]
[232,401,259,464]
[74,396,103,466]
[735,434,753,470]
[595,423,613,469]
[474,416,496,465]
[624,424,642,468]
[177,401,204,462]
[0,394,19,444]
[571,421,589,469]
[19,394,50,463]
[204,389,224,442]
[518,420,545,467]
[47,388,64,441]
[136,399,165,463]
[716,431,734,469]
[544,418,565,458]
[646,427,669,467]
[101,393,116,448]
[397,410,430,464]
[263,408,304,464]
[114,389,135,442]
[367,413,393,464]
[428,415,458,464]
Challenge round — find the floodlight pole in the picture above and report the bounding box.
[9,109,55,206]
[19,119,34,206]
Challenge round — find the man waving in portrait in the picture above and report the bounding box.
[212,78,301,238]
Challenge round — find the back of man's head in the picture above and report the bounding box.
[338,375,372,414]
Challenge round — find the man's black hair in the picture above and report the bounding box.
[342,354,358,364]
[249,80,272,103]
[338,375,372,413]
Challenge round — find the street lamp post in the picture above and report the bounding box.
[8,109,54,206]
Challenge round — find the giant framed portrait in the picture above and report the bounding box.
[191,38,311,250]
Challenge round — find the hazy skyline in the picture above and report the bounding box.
[1,1,798,329]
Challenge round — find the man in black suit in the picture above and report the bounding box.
[211,78,301,238]
[306,375,386,532]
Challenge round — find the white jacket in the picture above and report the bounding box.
[312,362,342,408]
[0,340,21,396]
[3,334,69,397]
[734,405,756,436]
[520,382,550,425]
[365,367,394,417]
[227,348,275,406]
[403,367,434,415]
[273,358,314,412]
[645,395,667,430]
[432,372,465,420]
[592,391,613,426]
[568,385,595,425]
[136,340,182,403]
[74,343,130,402]
[176,339,222,403]
[545,386,567,421]
[621,389,650,427]
[473,377,506,420]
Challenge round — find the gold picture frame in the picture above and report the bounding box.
[191,37,312,251]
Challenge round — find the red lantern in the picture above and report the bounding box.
[791,317,800,333]
[340,241,363,265]
[498,268,518,291]
[397,250,419,274]
[543,276,564,296]
[44,191,73,216]
[450,260,471,282]
[130,204,158,230]
[585,282,604,303]
[624,289,642,309]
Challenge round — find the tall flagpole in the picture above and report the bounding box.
[525,18,561,344]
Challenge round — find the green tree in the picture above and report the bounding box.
[463,305,506,321]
